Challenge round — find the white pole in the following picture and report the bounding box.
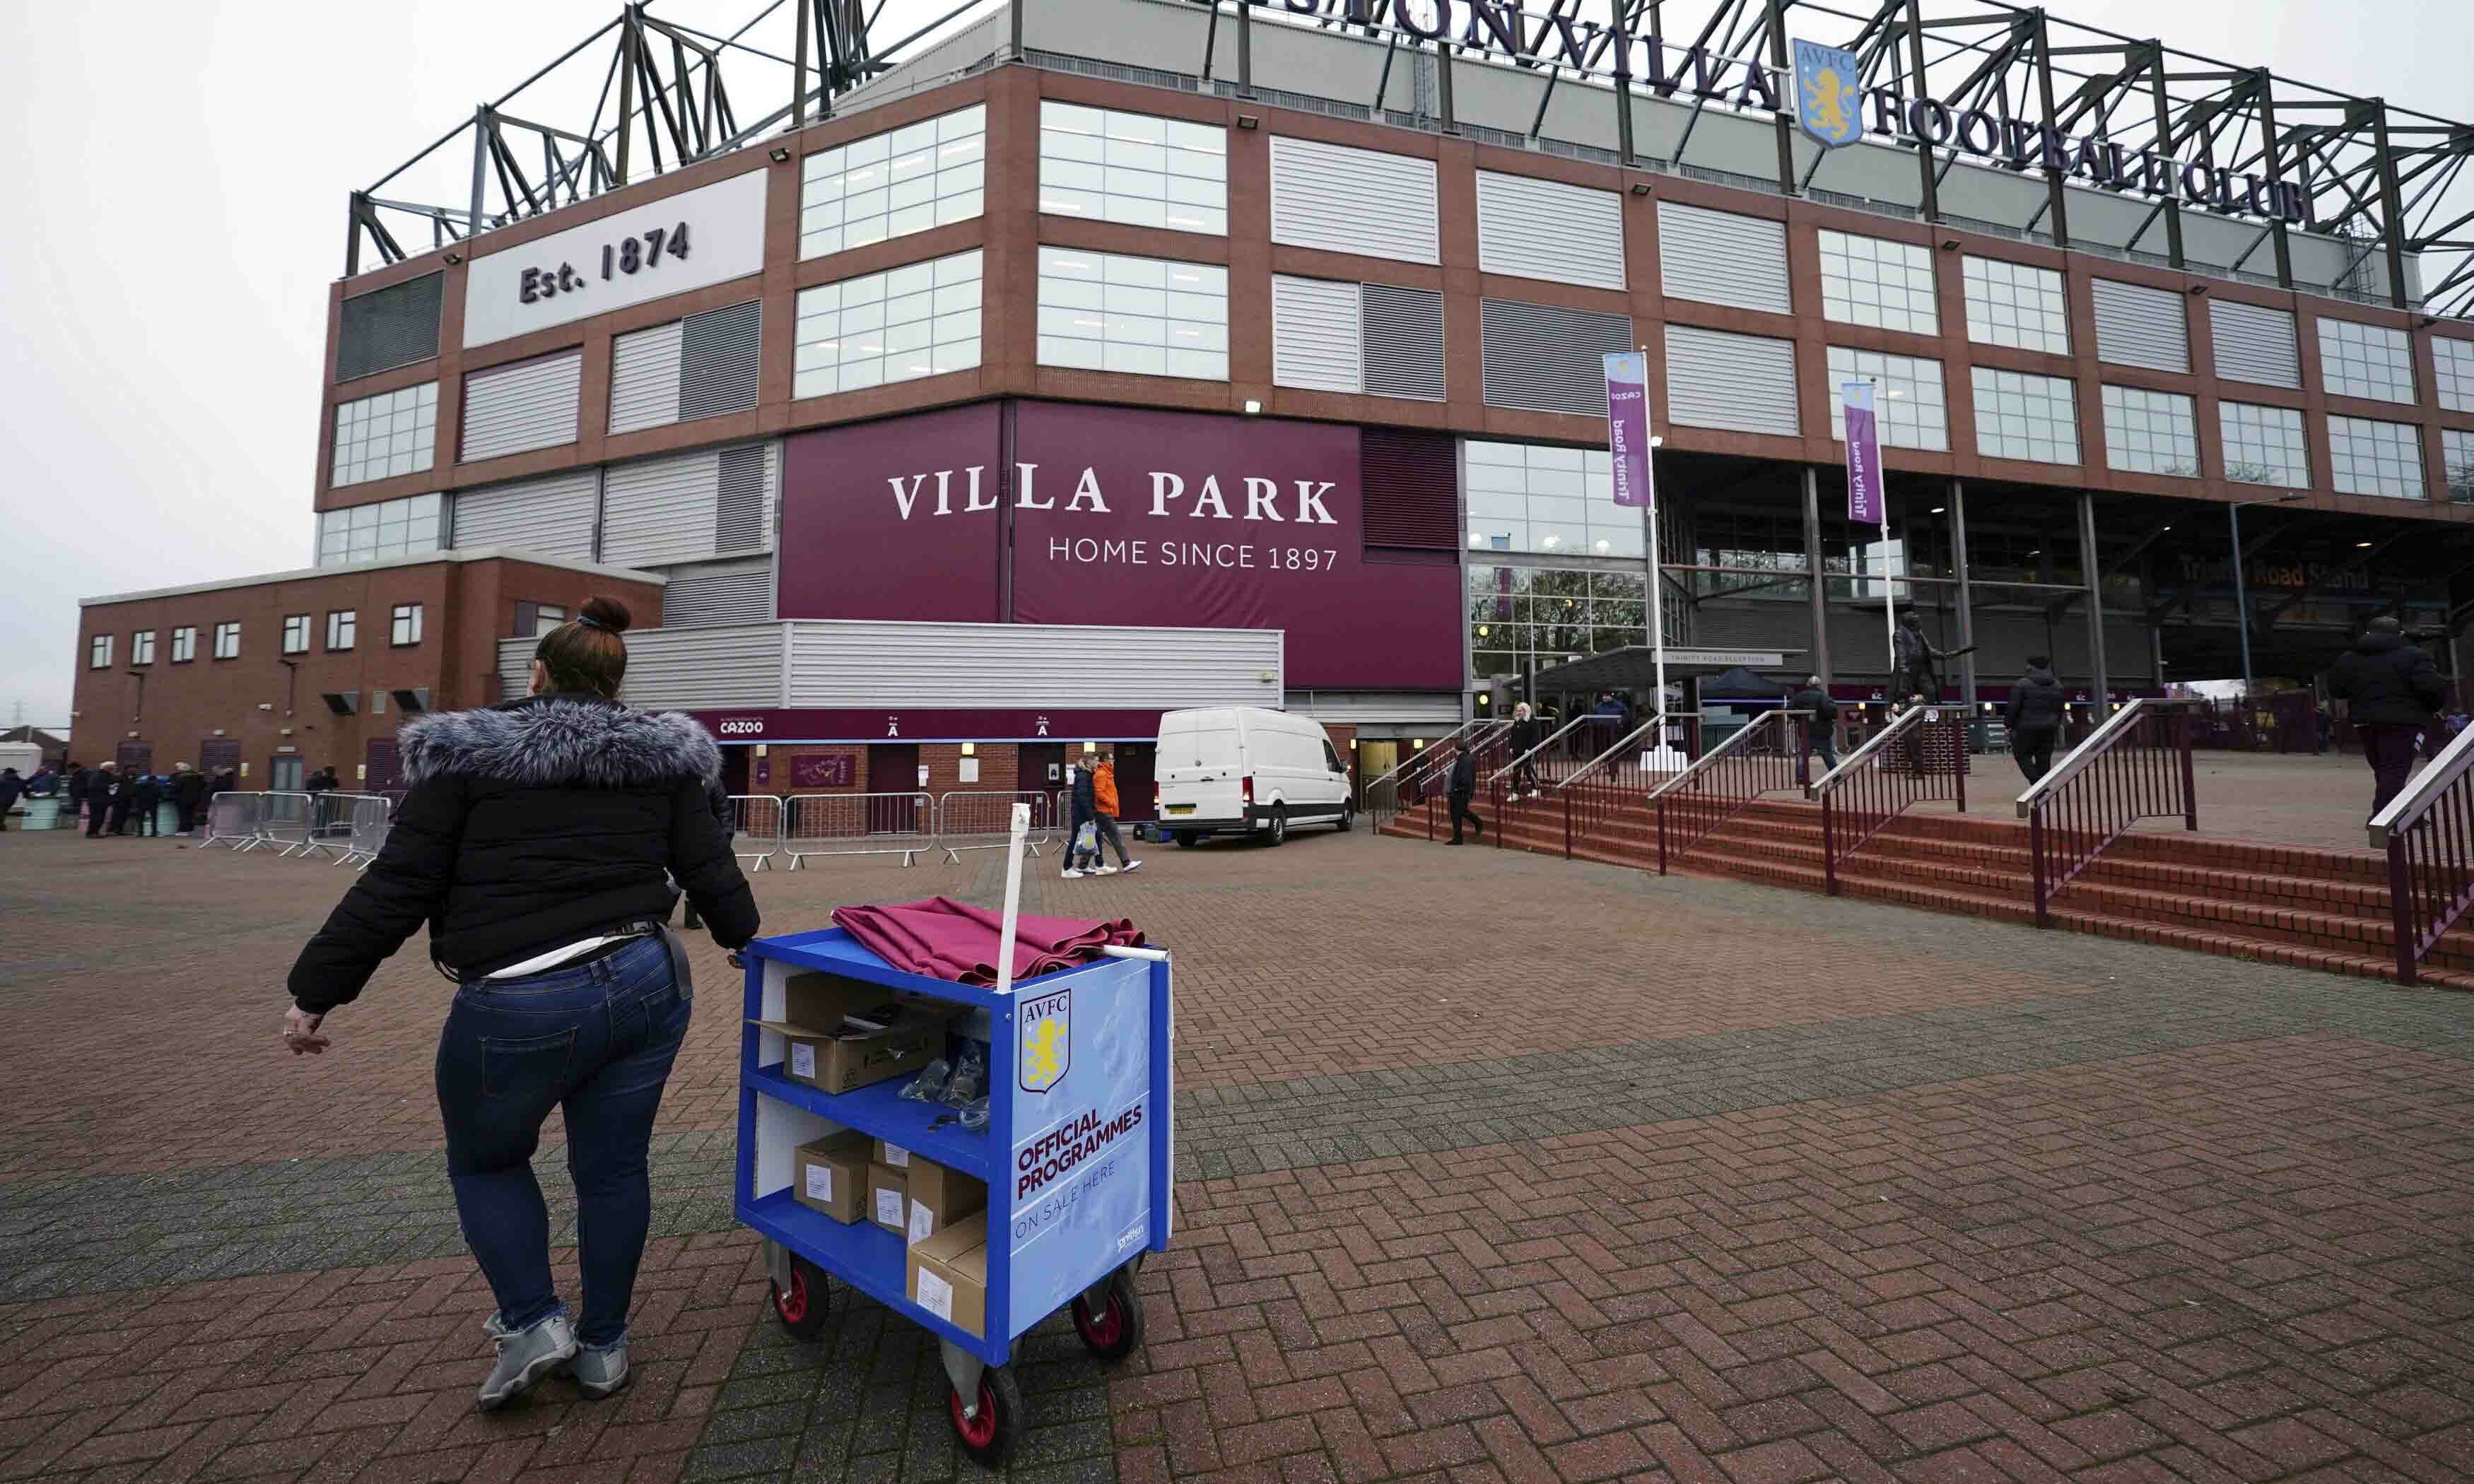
[992,802,1029,1000]
[1643,434,1684,771]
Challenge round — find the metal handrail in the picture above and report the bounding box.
[1488,710,1601,784]
[1807,706,1925,796]
[2369,719,2474,848]
[2013,697,2201,819]
[2367,720,2474,985]
[1554,711,1700,791]
[1361,718,1489,794]
[1648,709,1792,802]
[1806,706,1966,896]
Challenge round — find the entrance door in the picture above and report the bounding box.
[1111,741,1156,822]
[1019,743,1065,806]
[364,738,404,796]
[270,756,305,791]
[1358,741,1397,806]
[867,743,921,833]
[719,746,751,796]
[115,742,153,775]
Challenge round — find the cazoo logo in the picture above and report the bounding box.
[717,717,766,737]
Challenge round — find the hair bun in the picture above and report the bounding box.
[578,596,633,635]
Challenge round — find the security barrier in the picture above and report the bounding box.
[727,794,785,871]
[262,792,323,858]
[937,791,1062,864]
[335,794,394,868]
[782,791,934,868]
[199,791,262,850]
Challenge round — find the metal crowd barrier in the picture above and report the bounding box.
[782,791,935,868]
[199,791,262,850]
[336,794,394,868]
[937,790,1062,863]
[727,794,785,871]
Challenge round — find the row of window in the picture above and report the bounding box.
[89,607,422,669]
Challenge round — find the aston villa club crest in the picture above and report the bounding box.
[1792,39,1863,148]
[1020,989,1071,1094]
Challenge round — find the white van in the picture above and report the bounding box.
[1153,707,1353,847]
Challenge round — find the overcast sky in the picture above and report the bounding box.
[2,0,2464,731]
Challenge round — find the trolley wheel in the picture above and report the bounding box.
[1071,1268,1145,1365]
[770,1254,831,1341]
[949,1365,1024,1467]
[1173,830,1198,847]
[1262,805,1288,847]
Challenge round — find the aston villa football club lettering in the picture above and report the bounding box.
[1269,1,2306,224]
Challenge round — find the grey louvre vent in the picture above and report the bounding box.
[2091,279,2189,373]
[1361,285,1446,401]
[662,557,775,626]
[2210,300,2302,389]
[451,469,599,560]
[682,301,763,420]
[459,351,582,463]
[1665,324,1799,437]
[608,322,685,435]
[336,272,443,382]
[1658,201,1791,314]
[717,445,769,553]
[1479,299,1633,416]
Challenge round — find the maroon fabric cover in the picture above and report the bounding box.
[830,896,1143,987]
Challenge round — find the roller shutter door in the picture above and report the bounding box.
[1665,324,1799,437]
[458,351,582,462]
[1269,136,1438,264]
[2091,279,2190,373]
[2210,300,2302,389]
[450,469,599,560]
[1476,172,1624,291]
[1479,299,1634,416]
[1657,201,1790,314]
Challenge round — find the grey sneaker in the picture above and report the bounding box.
[567,1341,630,1400]
[479,1312,578,1411]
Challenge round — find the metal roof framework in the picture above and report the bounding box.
[344,0,2474,322]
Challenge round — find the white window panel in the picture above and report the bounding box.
[1038,102,1226,236]
[1969,367,2080,464]
[2328,415,2425,499]
[1658,201,1790,314]
[1475,172,1624,292]
[2089,279,2189,374]
[794,249,982,398]
[2219,402,2310,490]
[1036,248,1227,381]
[1825,347,1948,452]
[2317,318,2416,404]
[1817,230,1937,335]
[1270,276,1361,394]
[1268,136,1437,264]
[2445,428,2474,504]
[1462,442,1642,558]
[2100,385,2200,477]
[799,104,986,259]
[1962,256,2070,355]
[2435,336,2474,413]
[330,382,438,488]
[315,492,446,567]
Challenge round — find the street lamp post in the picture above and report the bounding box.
[2228,492,2307,707]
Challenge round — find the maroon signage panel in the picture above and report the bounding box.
[1007,403,1460,689]
[698,708,1173,743]
[778,401,1003,623]
[790,754,856,788]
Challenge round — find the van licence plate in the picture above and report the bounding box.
[1163,804,1195,815]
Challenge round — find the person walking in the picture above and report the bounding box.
[1063,756,1097,879]
[2326,616,2445,818]
[0,768,22,830]
[1090,748,1139,873]
[284,596,757,1412]
[1506,702,1546,799]
[171,764,208,837]
[2005,656,2067,785]
[1446,743,1482,844]
[79,761,116,837]
[1790,677,1839,784]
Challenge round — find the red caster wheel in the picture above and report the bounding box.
[1071,1267,1144,1364]
[949,1365,1024,1467]
[770,1254,830,1341]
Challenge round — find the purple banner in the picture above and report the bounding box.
[1842,378,1882,525]
[696,708,1178,744]
[1604,353,1653,509]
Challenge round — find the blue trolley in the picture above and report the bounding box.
[734,897,1172,1464]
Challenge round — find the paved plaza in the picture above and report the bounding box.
[0,820,2469,1484]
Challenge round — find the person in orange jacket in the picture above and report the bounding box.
[1087,748,1139,875]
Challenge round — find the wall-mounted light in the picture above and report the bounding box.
[442,252,463,265]
[2356,540,2375,548]
[2188,284,2208,296]
[1629,181,1652,196]
[1243,399,1263,415]
[126,730,139,739]
[1412,738,1426,750]
[1647,435,1663,448]
[1236,114,1260,130]
[1083,741,1098,755]
[1940,239,1959,250]
[769,146,792,163]
[1931,505,1945,514]
[960,742,976,756]
[1477,693,1491,707]
[2417,315,2441,329]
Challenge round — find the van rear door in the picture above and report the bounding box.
[1155,708,1245,823]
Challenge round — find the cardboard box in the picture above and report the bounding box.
[758,971,958,1096]
[877,1140,913,1170]
[867,1162,910,1235]
[791,1133,874,1223]
[907,1212,990,1336]
[903,1156,987,1247]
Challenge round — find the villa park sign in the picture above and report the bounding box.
[1272,0,2310,224]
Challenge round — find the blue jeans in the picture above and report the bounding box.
[1802,734,1839,783]
[435,934,691,1348]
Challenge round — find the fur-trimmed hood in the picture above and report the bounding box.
[399,695,721,789]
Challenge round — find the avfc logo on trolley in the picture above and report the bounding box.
[1792,38,1863,148]
[1020,989,1072,1093]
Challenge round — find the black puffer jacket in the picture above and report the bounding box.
[2328,630,2444,727]
[1508,716,1547,753]
[2006,669,2066,732]
[288,693,758,1011]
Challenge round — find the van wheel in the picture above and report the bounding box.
[1174,830,1198,847]
[1339,801,1356,832]
[1263,806,1287,847]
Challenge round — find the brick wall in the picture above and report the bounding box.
[918,743,1021,797]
